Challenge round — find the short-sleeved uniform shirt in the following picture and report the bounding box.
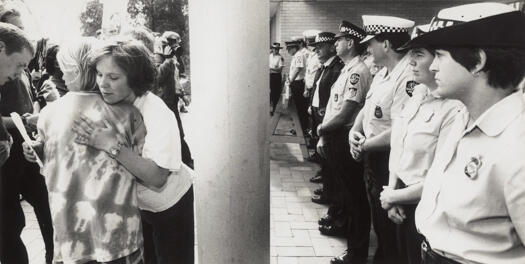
[304,51,321,89]
[134,92,193,212]
[361,54,413,138]
[289,49,306,81]
[269,53,284,73]
[37,91,146,263]
[416,92,525,263]
[323,56,372,129]
[389,85,463,186]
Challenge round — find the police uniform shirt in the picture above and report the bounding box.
[361,54,412,138]
[289,48,306,81]
[416,91,525,263]
[323,56,372,129]
[305,51,322,89]
[312,56,336,108]
[270,53,284,73]
[389,84,463,186]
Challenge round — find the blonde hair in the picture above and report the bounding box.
[56,37,99,91]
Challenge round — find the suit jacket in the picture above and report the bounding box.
[309,56,344,110]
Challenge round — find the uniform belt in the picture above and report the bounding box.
[421,239,461,264]
[312,106,325,117]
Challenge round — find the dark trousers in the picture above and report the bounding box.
[364,150,401,264]
[397,204,423,264]
[142,186,194,264]
[290,80,308,133]
[421,240,461,264]
[270,73,282,112]
[0,164,27,264]
[326,129,370,259]
[0,135,53,264]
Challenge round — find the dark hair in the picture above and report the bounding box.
[89,39,156,96]
[45,45,63,78]
[0,22,33,55]
[440,47,525,89]
[375,32,410,54]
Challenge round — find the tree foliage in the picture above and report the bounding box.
[79,0,103,36]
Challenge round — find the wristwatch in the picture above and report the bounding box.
[107,143,122,159]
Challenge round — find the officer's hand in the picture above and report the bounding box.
[22,140,43,164]
[387,205,406,225]
[307,106,312,115]
[349,130,365,150]
[316,136,328,159]
[303,89,310,98]
[380,186,396,209]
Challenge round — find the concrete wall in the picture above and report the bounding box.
[189,0,270,263]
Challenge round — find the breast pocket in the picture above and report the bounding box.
[405,109,439,154]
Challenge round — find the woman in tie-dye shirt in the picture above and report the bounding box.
[22,37,160,264]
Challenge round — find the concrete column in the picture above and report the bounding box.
[188,0,270,263]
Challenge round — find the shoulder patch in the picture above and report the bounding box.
[406,81,418,97]
[349,73,360,85]
[348,87,358,98]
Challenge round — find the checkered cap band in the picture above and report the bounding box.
[429,18,461,31]
[315,36,335,43]
[340,26,365,39]
[364,24,409,34]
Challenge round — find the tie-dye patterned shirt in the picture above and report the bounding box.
[36,91,146,263]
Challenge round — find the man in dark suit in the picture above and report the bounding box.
[308,32,344,213]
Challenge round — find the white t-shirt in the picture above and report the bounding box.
[134,92,193,212]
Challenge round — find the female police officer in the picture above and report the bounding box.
[378,25,463,264]
[407,3,525,263]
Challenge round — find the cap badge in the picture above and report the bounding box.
[374,106,383,118]
[464,155,482,179]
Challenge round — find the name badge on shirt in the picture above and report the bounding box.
[374,106,383,118]
[464,155,482,179]
[406,81,418,97]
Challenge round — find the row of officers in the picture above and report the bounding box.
[270,2,525,264]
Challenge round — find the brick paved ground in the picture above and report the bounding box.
[270,110,377,264]
[21,201,47,264]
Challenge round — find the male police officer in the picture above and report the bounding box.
[315,21,372,264]
[349,15,414,264]
[308,32,344,206]
[286,38,308,135]
[405,3,525,263]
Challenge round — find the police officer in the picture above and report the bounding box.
[307,32,344,207]
[270,42,284,115]
[407,3,525,263]
[348,15,414,264]
[315,21,372,264]
[285,38,308,135]
[379,24,463,264]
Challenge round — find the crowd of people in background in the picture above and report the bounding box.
[270,2,525,264]
[0,3,194,264]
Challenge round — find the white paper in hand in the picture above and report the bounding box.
[10,112,43,168]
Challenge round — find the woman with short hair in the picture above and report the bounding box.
[73,39,194,264]
[23,37,150,264]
